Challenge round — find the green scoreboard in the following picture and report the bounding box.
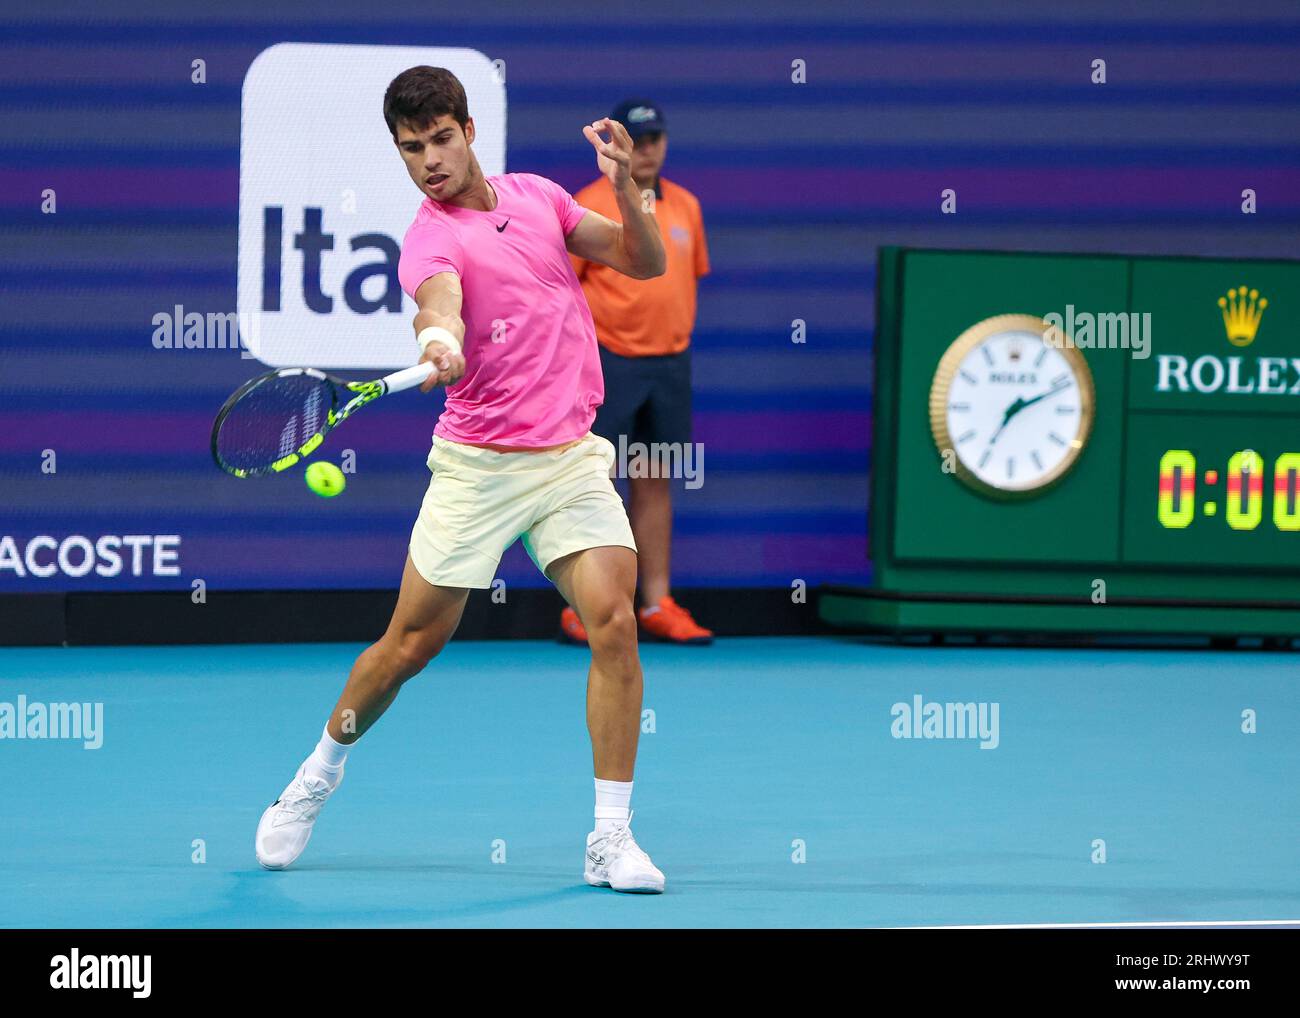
[821,248,1300,639]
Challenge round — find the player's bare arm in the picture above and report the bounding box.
[413,271,468,392]
[567,117,666,280]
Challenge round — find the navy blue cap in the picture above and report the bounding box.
[609,99,666,139]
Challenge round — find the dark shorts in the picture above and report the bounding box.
[592,346,693,448]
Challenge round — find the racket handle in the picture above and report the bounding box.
[382,362,436,394]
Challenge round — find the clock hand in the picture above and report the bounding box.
[1016,380,1072,413]
[987,382,1072,446]
[987,397,1025,446]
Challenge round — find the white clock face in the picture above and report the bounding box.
[940,327,1090,493]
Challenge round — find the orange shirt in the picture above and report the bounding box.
[570,176,709,358]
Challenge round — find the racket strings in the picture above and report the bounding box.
[215,374,334,473]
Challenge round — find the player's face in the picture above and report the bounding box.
[630,131,667,183]
[394,115,476,201]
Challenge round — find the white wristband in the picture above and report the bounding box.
[416,326,462,357]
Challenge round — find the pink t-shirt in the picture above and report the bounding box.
[397,172,603,448]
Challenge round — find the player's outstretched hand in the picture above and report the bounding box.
[419,343,465,392]
[583,117,633,189]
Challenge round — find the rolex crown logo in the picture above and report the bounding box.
[1218,286,1267,347]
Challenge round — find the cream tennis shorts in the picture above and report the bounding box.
[408,431,637,589]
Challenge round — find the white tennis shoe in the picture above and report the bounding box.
[584,812,665,893]
[255,762,342,870]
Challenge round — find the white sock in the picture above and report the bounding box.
[594,777,632,834]
[304,725,349,784]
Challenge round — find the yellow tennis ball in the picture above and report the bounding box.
[304,461,346,498]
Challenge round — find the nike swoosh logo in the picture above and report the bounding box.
[495,220,509,232]
[587,852,605,866]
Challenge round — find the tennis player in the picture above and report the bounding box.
[255,66,668,893]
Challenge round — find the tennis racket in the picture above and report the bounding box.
[211,362,434,478]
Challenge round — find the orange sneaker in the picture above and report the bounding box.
[638,596,714,645]
[559,606,589,645]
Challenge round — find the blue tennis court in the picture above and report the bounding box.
[3,637,1295,928]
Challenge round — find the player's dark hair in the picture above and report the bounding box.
[383,66,469,137]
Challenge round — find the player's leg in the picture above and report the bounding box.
[325,556,468,743]
[527,435,664,892]
[549,544,642,781]
[257,436,517,870]
[255,560,468,870]
[549,543,663,892]
[560,345,648,645]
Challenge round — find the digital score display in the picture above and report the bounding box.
[1157,452,1298,532]
[1122,417,1300,569]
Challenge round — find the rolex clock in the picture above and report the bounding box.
[929,313,1095,498]
[819,248,1300,641]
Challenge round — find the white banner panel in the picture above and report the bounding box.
[238,43,506,369]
